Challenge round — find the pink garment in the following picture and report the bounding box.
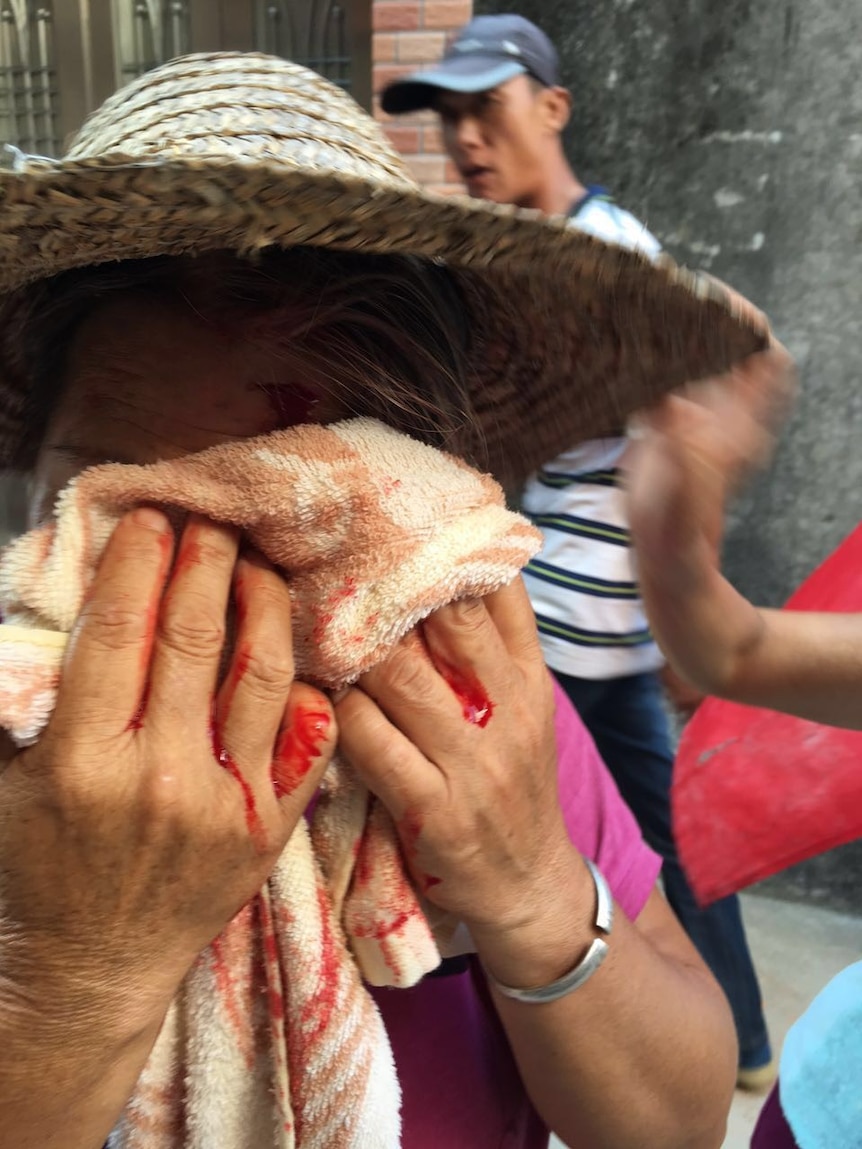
[373,679,661,1148]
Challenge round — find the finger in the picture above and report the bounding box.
[691,354,792,485]
[481,578,545,666]
[730,343,797,440]
[271,681,336,807]
[216,552,295,775]
[148,515,239,726]
[357,637,469,754]
[55,507,174,736]
[335,686,441,818]
[420,596,518,723]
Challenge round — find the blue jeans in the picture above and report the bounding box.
[553,667,772,1070]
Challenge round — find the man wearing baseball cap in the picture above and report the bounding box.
[382,14,588,212]
[383,13,776,1093]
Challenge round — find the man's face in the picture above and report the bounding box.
[436,75,552,207]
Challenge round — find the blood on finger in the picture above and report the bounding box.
[209,713,267,847]
[126,680,151,732]
[172,533,203,578]
[271,708,331,797]
[437,661,495,728]
[220,642,253,715]
[138,580,164,670]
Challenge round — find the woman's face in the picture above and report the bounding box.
[30,290,340,526]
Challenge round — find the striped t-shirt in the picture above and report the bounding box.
[521,192,665,680]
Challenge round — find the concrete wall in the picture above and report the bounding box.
[479,0,862,911]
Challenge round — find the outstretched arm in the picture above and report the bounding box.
[625,338,862,730]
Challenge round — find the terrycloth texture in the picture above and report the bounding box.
[0,417,541,1149]
[779,962,862,1149]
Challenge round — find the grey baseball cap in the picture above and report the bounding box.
[380,14,560,115]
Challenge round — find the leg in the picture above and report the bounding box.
[553,668,772,1071]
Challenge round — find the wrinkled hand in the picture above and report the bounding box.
[336,579,572,934]
[0,509,335,1030]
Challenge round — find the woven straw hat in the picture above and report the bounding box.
[0,51,767,481]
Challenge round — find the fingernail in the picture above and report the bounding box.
[132,506,169,533]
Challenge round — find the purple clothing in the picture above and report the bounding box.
[752,1087,799,1149]
[372,678,662,1149]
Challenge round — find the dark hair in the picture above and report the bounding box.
[3,246,478,471]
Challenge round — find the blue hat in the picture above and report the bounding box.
[380,14,560,115]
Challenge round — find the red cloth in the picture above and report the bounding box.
[672,523,862,905]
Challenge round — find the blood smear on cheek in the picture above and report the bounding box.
[271,708,331,798]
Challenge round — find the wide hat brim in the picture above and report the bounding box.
[0,153,767,484]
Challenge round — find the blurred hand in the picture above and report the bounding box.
[0,510,335,1031]
[336,579,574,934]
[625,338,796,587]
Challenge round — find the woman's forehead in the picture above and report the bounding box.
[47,292,281,462]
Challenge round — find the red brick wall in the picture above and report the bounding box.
[372,0,472,195]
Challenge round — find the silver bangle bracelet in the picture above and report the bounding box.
[488,858,614,1005]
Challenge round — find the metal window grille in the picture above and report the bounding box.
[0,0,59,154]
[0,1,368,158]
[113,0,191,80]
[255,0,351,92]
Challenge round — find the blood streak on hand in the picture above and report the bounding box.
[209,715,266,847]
[398,808,442,891]
[220,643,253,716]
[171,529,203,579]
[271,708,332,798]
[438,661,495,728]
[126,681,151,732]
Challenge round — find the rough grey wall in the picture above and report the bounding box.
[478,0,862,911]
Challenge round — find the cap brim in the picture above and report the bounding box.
[380,58,527,114]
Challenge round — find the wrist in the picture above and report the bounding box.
[0,935,182,1056]
[647,562,762,697]
[469,848,597,989]
[0,949,172,1149]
